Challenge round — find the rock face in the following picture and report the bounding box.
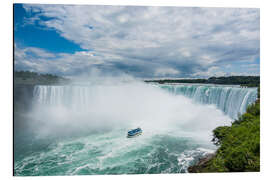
[14,85,35,111]
[188,153,215,173]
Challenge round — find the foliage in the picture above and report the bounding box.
[190,88,260,172]
[14,70,70,85]
[207,76,260,87]
[145,76,260,87]
[212,126,231,146]
[145,79,208,84]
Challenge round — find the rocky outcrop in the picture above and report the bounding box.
[188,153,215,173]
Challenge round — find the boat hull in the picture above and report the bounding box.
[127,131,142,138]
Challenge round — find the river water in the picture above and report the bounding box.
[14,82,257,175]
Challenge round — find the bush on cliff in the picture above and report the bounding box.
[207,100,260,172]
[189,90,260,172]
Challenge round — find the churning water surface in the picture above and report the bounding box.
[14,82,257,175]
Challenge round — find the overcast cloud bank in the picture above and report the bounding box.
[15,5,260,78]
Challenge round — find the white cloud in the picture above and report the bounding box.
[179,48,191,57]
[14,46,105,75]
[17,5,260,77]
[154,68,180,76]
[25,47,56,58]
[192,66,227,77]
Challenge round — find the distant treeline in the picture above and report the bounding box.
[14,70,70,85]
[145,76,260,87]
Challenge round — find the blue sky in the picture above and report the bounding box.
[14,4,83,53]
[14,4,260,78]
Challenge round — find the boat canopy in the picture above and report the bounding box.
[128,127,142,135]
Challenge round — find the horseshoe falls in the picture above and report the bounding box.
[14,82,257,176]
[159,84,257,119]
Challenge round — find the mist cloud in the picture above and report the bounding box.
[29,80,231,141]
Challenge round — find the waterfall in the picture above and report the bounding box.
[33,84,257,120]
[33,85,96,112]
[18,83,237,175]
[159,84,257,119]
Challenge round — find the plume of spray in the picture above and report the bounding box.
[27,69,231,142]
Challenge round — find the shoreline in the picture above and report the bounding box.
[188,153,216,173]
[187,97,260,173]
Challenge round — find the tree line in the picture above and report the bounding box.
[14,70,70,85]
[145,76,260,87]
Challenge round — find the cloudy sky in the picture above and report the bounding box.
[14,4,260,78]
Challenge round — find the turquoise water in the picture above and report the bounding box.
[14,83,256,176]
[14,129,214,175]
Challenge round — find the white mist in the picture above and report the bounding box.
[30,79,231,142]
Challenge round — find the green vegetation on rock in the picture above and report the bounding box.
[14,71,70,85]
[188,88,260,172]
[145,76,260,87]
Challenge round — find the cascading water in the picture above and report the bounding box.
[158,84,257,119]
[14,82,256,176]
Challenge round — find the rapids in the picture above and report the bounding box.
[14,82,257,175]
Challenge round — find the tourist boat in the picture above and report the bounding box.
[127,127,142,138]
